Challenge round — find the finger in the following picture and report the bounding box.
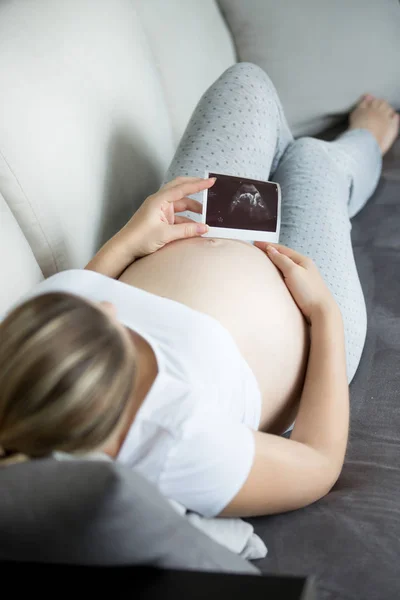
[272,244,314,267]
[174,215,198,224]
[264,245,297,277]
[162,177,216,203]
[173,197,203,214]
[254,242,308,266]
[168,222,209,242]
[272,243,308,264]
[162,177,205,191]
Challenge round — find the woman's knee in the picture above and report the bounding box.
[214,62,279,101]
[281,137,351,190]
[288,137,348,175]
[289,137,333,163]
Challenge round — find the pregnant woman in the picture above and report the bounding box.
[0,64,398,518]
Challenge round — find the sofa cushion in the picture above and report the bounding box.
[136,0,236,144]
[0,192,43,316]
[0,458,259,574]
[0,0,175,275]
[249,136,400,598]
[217,0,400,136]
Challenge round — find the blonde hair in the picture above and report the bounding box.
[0,292,136,464]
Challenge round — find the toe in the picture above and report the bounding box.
[371,98,384,110]
[358,93,373,108]
[361,93,374,105]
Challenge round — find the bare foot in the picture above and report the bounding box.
[349,94,399,155]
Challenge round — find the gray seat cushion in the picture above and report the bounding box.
[0,458,259,574]
[250,135,400,598]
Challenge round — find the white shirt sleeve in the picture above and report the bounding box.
[158,403,256,518]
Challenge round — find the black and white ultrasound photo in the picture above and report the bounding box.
[205,172,279,232]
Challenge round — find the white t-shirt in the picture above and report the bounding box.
[7,269,262,518]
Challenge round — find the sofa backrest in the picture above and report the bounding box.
[135,0,236,145]
[0,192,43,316]
[0,0,235,310]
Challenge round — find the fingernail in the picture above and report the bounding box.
[197,224,208,234]
[209,177,217,183]
[267,245,278,254]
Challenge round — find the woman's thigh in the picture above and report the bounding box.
[164,62,293,220]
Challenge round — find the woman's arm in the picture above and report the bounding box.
[85,228,141,279]
[85,177,213,279]
[290,303,348,476]
[219,244,349,517]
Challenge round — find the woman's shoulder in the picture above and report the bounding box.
[118,380,255,518]
[158,397,256,518]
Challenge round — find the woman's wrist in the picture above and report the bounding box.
[85,226,142,279]
[310,301,343,328]
[114,224,143,262]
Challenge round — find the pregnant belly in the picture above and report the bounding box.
[119,237,310,432]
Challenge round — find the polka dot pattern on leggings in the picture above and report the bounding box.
[275,135,380,381]
[164,63,293,193]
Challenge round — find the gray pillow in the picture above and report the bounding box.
[217,0,400,136]
[0,458,259,574]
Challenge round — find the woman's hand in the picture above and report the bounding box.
[85,177,215,279]
[254,242,339,323]
[122,176,216,259]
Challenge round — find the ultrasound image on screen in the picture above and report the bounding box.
[205,172,278,232]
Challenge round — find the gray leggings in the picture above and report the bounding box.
[164,62,382,382]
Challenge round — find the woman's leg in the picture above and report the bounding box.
[164,62,293,218]
[164,61,384,383]
[274,130,382,383]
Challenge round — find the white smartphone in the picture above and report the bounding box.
[201,171,281,243]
